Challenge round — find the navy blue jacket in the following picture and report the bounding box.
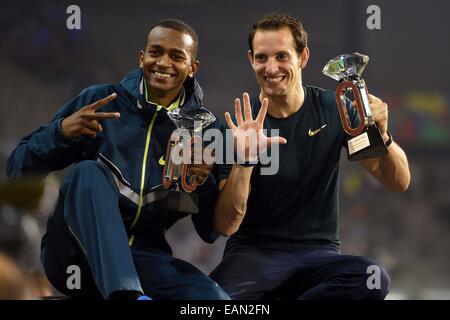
[7,68,230,253]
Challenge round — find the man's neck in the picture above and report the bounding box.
[145,82,182,107]
[261,83,305,118]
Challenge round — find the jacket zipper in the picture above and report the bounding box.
[128,111,158,246]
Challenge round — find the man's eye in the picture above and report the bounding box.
[277,53,288,61]
[148,50,159,56]
[172,55,185,61]
[255,55,266,62]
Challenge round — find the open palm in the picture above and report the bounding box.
[225,93,287,163]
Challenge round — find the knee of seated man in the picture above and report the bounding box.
[72,160,105,176]
[69,161,114,186]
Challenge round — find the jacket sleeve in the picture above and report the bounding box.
[6,88,99,179]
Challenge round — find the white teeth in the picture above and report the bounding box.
[153,71,173,78]
[265,76,283,82]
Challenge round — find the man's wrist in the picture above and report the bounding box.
[236,161,258,167]
[234,154,258,167]
[383,131,393,147]
[55,118,73,143]
[234,163,256,170]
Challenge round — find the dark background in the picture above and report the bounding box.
[0,0,449,299]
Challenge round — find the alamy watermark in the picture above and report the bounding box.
[366,265,381,290]
[169,126,281,175]
[66,5,81,30]
[366,5,381,30]
[66,265,81,290]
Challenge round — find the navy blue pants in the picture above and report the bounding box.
[41,160,228,300]
[210,238,389,300]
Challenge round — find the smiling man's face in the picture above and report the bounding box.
[140,26,198,102]
[249,27,307,98]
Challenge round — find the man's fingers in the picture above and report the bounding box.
[81,127,97,139]
[368,94,382,104]
[235,98,244,126]
[92,93,117,109]
[255,97,268,124]
[243,92,253,122]
[189,167,210,185]
[85,112,121,120]
[371,107,388,121]
[86,93,117,111]
[225,112,237,129]
[81,119,102,132]
[371,103,388,113]
[267,136,287,147]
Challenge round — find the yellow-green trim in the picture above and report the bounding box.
[144,79,183,111]
[129,82,184,246]
[128,234,135,246]
[128,111,158,246]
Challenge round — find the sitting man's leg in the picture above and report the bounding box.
[210,245,301,300]
[211,243,389,300]
[41,160,143,299]
[294,248,390,300]
[132,248,229,300]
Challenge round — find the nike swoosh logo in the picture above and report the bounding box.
[308,124,327,137]
[158,156,165,166]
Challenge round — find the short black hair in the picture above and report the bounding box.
[248,13,308,55]
[148,19,199,60]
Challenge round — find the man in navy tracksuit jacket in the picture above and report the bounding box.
[6,19,230,300]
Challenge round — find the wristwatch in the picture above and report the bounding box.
[234,154,258,167]
[237,162,258,167]
[385,131,393,147]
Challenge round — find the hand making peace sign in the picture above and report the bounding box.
[61,93,120,140]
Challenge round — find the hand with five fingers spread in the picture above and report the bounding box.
[61,93,120,140]
[224,92,287,163]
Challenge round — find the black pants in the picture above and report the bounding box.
[210,239,389,300]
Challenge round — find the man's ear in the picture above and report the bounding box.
[299,47,310,69]
[139,50,145,68]
[247,50,254,66]
[188,60,200,78]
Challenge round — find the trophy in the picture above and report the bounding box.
[323,52,387,161]
[162,107,215,193]
[151,107,215,214]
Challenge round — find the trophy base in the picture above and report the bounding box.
[153,188,199,214]
[347,125,388,161]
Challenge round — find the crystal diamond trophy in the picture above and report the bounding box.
[162,107,216,192]
[323,52,387,161]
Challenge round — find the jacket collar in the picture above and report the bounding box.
[119,68,204,112]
